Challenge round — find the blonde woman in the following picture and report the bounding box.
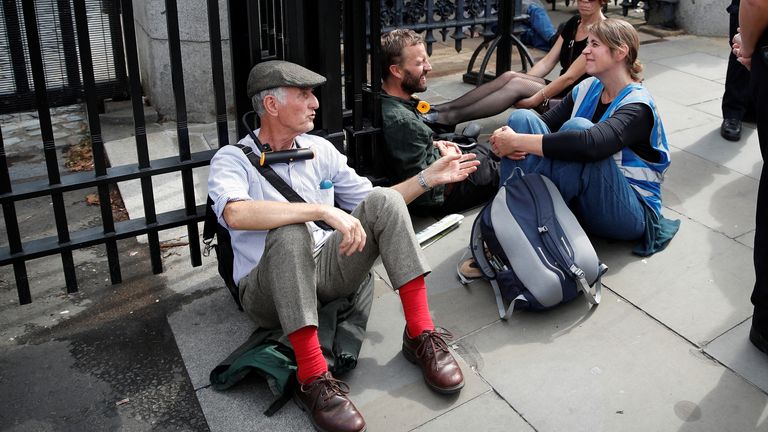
[490,18,678,255]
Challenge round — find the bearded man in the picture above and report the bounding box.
[380,29,499,216]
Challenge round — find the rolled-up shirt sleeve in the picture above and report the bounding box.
[207,147,257,228]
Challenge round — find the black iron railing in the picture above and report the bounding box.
[0,0,128,114]
[0,0,236,304]
[2,0,528,304]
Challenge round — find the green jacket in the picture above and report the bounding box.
[381,93,445,208]
[210,273,373,415]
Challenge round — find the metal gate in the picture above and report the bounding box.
[1,0,522,305]
[0,0,128,114]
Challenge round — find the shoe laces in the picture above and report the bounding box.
[302,373,351,403]
[415,328,453,364]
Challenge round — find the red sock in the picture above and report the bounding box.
[399,276,435,338]
[288,326,328,384]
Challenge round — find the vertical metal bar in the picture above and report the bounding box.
[395,0,404,27]
[106,0,128,88]
[21,0,78,293]
[164,0,201,266]
[56,0,82,90]
[369,0,381,126]
[2,0,30,94]
[228,0,255,138]
[452,0,465,53]
[312,0,342,146]
[207,0,229,148]
[283,0,305,65]
[496,0,513,75]
[120,0,162,273]
[72,0,121,284]
[0,130,31,304]
[342,0,354,111]
[351,0,364,131]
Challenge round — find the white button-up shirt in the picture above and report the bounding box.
[208,131,373,285]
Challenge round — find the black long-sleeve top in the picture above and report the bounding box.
[539,92,661,164]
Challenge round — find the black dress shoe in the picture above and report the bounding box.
[750,308,768,355]
[720,118,742,141]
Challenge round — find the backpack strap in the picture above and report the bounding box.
[489,279,526,320]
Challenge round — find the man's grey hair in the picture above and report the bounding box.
[251,87,287,116]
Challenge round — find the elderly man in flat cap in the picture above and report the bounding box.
[207,60,478,432]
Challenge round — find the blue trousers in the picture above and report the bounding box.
[520,4,557,52]
[500,110,646,241]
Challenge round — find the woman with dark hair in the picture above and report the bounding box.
[426,0,608,128]
[489,18,679,255]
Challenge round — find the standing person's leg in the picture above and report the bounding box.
[721,0,752,141]
[750,41,768,353]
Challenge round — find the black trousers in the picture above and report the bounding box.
[722,0,754,121]
[751,35,768,319]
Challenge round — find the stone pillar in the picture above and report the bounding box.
[132,0,233,123]
[675,0,728,37]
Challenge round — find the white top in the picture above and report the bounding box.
[207,131,373,284]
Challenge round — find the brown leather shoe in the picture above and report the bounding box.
[293,371,367,432]
[402,327,465,394]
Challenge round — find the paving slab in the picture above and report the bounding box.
[652,94,721,135]
[412,390,534,432]
[641,62,725,107]
[343,290,490,431]
[104,129,214,243]
[687,97,726,120]
[705,318,768,394]
[461,289,768,432]
[594,208,755,346]
[638,37,703,62]
[197,384,313,432]
[667,123,762,180]
[736,230,756,249]
[639,35,729,62]
[653,52,728,81]
[662,149,758,239]
[167,287,255,390]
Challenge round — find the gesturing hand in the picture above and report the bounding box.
[425,150,480,186]
[321,206,366,256]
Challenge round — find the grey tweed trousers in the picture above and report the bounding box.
[239,188,431,334]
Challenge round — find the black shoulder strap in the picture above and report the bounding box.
[233,144,334,231]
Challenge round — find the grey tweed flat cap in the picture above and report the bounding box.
[246,60,326,97]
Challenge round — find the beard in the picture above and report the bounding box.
[401,69,427,94]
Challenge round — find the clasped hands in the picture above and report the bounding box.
[732,31,752,70]
[489,125,528,160]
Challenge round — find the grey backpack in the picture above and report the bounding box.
[459,171,607,319]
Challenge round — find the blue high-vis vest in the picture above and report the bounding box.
[570,77,671,216]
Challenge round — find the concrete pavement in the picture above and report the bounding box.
[1,5,767,432]
[174,30,767,432]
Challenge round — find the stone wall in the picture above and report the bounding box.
[133,0,233,123]
[675,0,729,37]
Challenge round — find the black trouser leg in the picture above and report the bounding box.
[751,42,768,319]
